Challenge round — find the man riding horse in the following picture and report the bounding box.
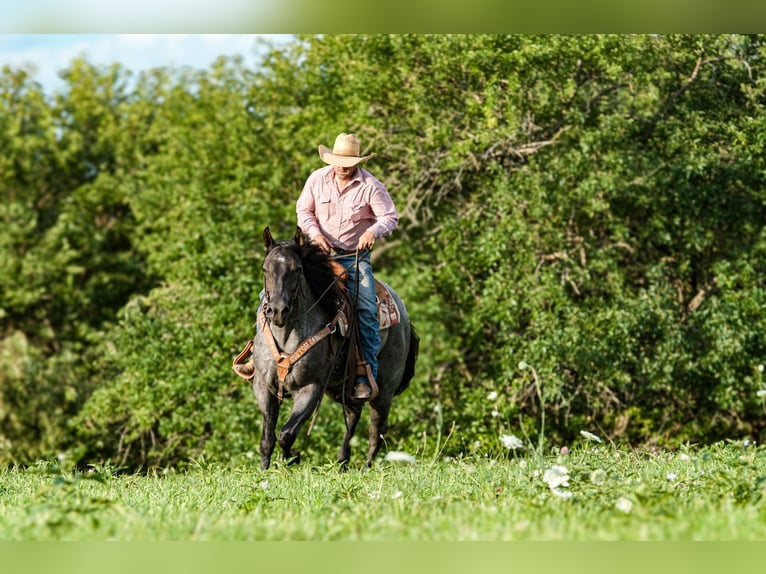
[234,132,399,401]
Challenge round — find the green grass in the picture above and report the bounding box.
[1,441,765,541]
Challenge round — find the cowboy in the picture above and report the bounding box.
[234,133,399,401]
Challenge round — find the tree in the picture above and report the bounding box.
[4,35,766,470]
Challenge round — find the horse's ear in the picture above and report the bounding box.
[263,226,274,250]
[294,226,307,246]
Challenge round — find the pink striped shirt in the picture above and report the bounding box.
[296,165,399,252]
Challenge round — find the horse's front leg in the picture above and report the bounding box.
[278,382,324,465]
[253,379,280,470]
[337,402,363,468]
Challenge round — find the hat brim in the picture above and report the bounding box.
[318,144,375,167]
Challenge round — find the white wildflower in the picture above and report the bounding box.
[756,389,766,398]
[615,497,633,514]
[259,479,269,490]
[384,451,416,463]
[518,360,529,370]
[666,472,677,482]
[543,465,570,489]
[487,391,498,401]
[590,469,607,485]
[580,430,602,443]
[551,487,573,499]
[391,491,403,500]
[500,434,524,450]
[491,409,500,418]
[679,453,691,462]
[758,364,764,373]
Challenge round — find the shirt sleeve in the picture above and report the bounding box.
[296,172,322,240]
[367,181,399,239]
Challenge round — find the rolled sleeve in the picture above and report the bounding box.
[367,184,399,239]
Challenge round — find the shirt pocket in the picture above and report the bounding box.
[316,190,334,219]
[350,204,373,224]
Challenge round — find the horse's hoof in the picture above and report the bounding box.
[286,452,301,466]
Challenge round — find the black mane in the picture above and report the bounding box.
[270,238,345,316]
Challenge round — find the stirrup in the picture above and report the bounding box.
[232,340,255,381]
[233,360,255,381]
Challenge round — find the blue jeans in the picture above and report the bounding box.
[335,250,380,380]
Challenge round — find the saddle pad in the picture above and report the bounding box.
[375,281,400,330]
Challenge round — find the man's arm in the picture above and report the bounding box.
[296,175,322,240]
[296,174,333,252]
[366,184,399,240]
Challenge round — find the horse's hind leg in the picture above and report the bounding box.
[365,400,391,468]
[278,383,323,465]
[337,402,363,468]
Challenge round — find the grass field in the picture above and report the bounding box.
[1,439,764,541]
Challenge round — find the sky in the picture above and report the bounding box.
[0,34,291,93]
[0,1,272,33]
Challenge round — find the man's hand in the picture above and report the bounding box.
[312,234,333,252]
[357,230,375,251]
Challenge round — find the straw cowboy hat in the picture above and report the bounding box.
[318,133,376,168]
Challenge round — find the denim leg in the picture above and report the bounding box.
[338,251,380,380]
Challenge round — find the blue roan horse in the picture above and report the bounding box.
[251,227,418,469]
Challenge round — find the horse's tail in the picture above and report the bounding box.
[394,324,419,396]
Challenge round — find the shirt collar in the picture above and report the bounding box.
[322,164,365,186]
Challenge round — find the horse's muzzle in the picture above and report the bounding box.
[265,305,289,327]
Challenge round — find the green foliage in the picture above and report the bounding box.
[3,35,766,470]
[1,443,765,540]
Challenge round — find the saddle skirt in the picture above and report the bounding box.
[375,280,401,330]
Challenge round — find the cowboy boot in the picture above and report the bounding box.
[352,361,375,400]
[352,377,372,400]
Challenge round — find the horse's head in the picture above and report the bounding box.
[261,227,306,327]
[261,226,346,326]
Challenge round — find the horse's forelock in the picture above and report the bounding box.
[265,240,301,266]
